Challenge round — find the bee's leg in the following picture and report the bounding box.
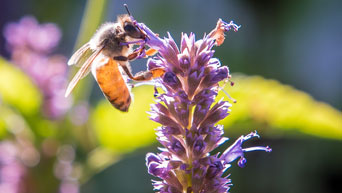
[115,47,162,82]
[120,39,146,46]
[145,48,158,57]
[119,61,165,81]
[113,56,128,61]
[113,48,157,62]
[126,47,158,61]
[127,51,140,61]
[134,68,165,80]
[129,69,165,81]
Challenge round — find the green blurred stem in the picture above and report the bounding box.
[75,0,108,49]
[70,0,109,102]
[67,0,108,152]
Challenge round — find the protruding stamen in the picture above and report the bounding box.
[221,131,271,166]
[243,146,272,153]
[221,20,241,32]
[219,86,237,103]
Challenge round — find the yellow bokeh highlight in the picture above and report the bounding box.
[219,74,342,139]
[0,57,42,115]
[91,86,160,152]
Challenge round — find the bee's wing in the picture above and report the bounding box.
[67,43,93,67]
[65,47,103,97]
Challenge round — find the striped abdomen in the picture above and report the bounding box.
[95,58,131,112]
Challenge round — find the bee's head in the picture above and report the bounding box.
[118,14,146,39]
[124,21,145,39]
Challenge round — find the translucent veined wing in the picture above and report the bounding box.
[65,47,103,97]
[67,43,93,67]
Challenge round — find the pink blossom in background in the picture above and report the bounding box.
[3,16,72,119]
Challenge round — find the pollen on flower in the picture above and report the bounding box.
[208,19,241,46]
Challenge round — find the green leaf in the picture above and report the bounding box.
[91,86,159,153]
[0,57,42,115]
[0,103,36,140]
[0,110,6,138]
[69,0,109,102]
[74,0,109,49]
[218,74,342,139]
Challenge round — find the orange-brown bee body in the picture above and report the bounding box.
[94,57,131,111]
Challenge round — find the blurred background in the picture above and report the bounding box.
[0,0,341,193]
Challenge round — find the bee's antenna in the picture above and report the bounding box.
[124,4,131,16]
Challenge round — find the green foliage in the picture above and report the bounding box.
[91,86,160,153]
[74,0,109,48]
[70,0,109,102]
[0,104,35,140]
[0,57,63,141]
[218,74,342,139]
[0,57,42,115]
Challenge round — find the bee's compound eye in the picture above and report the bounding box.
[124,23,138,33]
[124,22,142,38]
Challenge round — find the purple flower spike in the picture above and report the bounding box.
[163,71,182,91]
[142,18,271,193]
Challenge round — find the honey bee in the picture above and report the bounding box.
[65,6,163,111]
